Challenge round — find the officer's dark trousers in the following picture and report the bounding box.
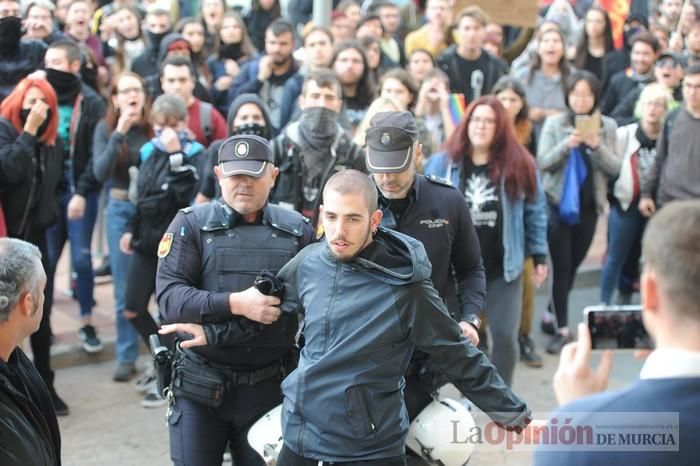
[278,444,407,465]
[168,376,281,466]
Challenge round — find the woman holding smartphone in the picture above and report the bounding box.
[537,70,619,354]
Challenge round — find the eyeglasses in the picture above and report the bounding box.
[27,14,51,21]
[656,58,679,68]
[469,116,496,127]
[117,87,144,95]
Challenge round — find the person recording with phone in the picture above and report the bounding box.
[534,200,700,466]
[537,70,619,355]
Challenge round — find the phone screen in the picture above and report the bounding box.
[585,305,653,350]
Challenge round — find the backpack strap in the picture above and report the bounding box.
[200,101,213,145]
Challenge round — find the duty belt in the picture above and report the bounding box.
[178,346,283,386]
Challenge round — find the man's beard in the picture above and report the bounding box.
[329,227,373,262]
[273,55,291,67]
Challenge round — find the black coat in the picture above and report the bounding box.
[0,117,64,239]
[0,39,46,102]
[601,70,653,115]
[70,84,107,197]
[0,348,61,466]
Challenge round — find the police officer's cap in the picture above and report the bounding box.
[218,134,273,178]
[365,111,419,174]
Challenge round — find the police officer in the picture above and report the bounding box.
[270,69,365,224]
[365,111,486,421]
[156,134,315,466]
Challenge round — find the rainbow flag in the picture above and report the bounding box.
[449,93,467,126]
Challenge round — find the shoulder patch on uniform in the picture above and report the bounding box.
[157,233,174,258]
[425,174,453,187]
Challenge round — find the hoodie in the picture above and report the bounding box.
[143,33,212,103]
[131,29,171,79]
[197,94,274,199]
[276,227,531,461]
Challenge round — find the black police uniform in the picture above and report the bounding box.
[380,175,486,419]
[365,113,486,422]
[155,136,315,466]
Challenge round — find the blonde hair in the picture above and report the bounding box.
[352,96,401,146]
[634,82,676,120]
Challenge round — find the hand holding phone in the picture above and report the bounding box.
[585,305,654,350]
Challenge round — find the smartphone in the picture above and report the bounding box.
[575,111,601,135]
[584,305,653,350]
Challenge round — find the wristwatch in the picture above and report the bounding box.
[463,313,482,331]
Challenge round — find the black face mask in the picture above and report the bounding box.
[0,16,22,49]
[81,65,98,92]
[46,68,82,105]
[20,108,52,136]
[20,108,31,124]
[147,30,169,49]
[219,42,243,61]
[232,122,269,139]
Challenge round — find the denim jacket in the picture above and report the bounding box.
[424,152,548,282]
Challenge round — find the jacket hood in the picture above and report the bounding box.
[350,227,431,285]
[157,32,191,64]
[226,93,274,136]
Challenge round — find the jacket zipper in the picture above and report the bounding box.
[323,263,341,354]
[296,367,306,455]
[360,387,376,435]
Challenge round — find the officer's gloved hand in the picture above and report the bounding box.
[253,270,284,299]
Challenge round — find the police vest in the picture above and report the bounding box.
[191,202,306,368]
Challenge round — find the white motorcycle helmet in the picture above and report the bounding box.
[247,404,284,465]
[406,398,476,466]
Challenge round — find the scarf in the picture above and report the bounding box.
[0,16,22,54]
[46,68,82,105]
[218,42,244,61]
[297,107,338,202]
[233,123,269,139]
[635,124,656,149]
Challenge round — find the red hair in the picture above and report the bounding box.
[0,78,59,146]
[443,95,537,201]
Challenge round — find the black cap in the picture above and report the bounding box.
[365,111,419,174]
[217,134,273,178]
[657,51,685,68]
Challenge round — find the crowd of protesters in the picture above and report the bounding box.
[1,0,699,421]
